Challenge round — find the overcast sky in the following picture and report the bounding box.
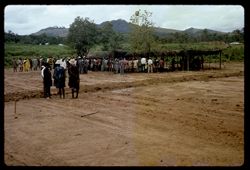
[4,5,244,35]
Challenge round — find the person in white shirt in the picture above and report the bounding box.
[133,59,138,72]
[148,58,153,73]
[141,57,146,72]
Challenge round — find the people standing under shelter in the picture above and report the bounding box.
[141,57,146,72]
[148,58,153,73]
[107,58,112,72]
[101,57,105,71]
[171,58,176,71]
[42,63,52,99]
[114,58,119,74]
[78,57,84,74]
[137,57,141,72]
[68,59,80,99]
[119,58,125,75]
[53,61,65,99]
[83,57,89,74]
[133,58,138,72]
[159,57,164,73]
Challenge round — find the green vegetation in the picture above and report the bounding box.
[222,44,244,61]
[158,42,228,51]
[5,30,66,45]
[4,43,75,66]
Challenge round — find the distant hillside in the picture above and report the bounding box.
[30,19,226,38]
[183,27,225,37]
[31,26,69,37]
[98,19,132,33]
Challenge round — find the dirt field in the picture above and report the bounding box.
[4,62,244,166]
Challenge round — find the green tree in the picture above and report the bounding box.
[5,30,20,43]
[100,22,115,51]
[67,16,98,56]
[231,29,244,42]
[201,29,209,42]
[129,9,156,56]
[99,22,123,57]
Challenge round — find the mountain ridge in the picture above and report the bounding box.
[31,19,227,38]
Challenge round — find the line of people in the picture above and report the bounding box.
[12,57,67,73]
[12,55,176,74]
[76,56,170,74]
[12,57,42,72]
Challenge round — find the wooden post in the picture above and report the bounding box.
[187,55,189,71]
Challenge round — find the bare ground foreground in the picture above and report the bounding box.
[4,62,244,166]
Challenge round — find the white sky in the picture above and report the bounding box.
[4,5,244,35]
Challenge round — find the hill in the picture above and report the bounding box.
[30,19,226,38]
[183,27,226,37]
[31,26,69,37]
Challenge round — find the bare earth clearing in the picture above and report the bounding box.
[4,62,244,166]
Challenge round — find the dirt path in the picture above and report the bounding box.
[4,62,244,166]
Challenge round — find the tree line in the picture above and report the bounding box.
[5,31,66,45]
[156,28,244,44]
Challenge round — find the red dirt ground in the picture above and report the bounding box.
[4,62,244,166]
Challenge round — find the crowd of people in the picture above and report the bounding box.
[12,57,41,72]
[76,56,176,74]
[12,56,178,74]
[40,58,79,99]
[11,55,182,99]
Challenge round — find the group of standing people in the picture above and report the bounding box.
[75,56,169,75]
[12,58,40,72]
[11,55,175,100]
[41,58,80,99]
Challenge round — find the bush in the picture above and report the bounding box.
[222,45,244,61]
